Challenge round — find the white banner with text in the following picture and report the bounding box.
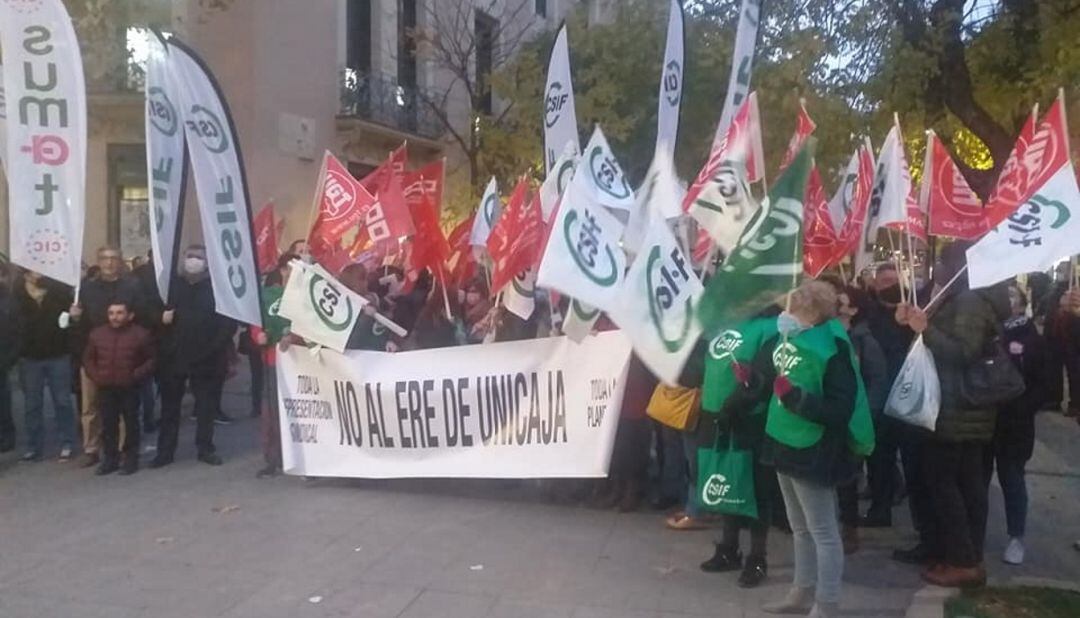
[277,332,633,478]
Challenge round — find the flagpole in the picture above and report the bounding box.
[437,265,453,322]
[303,151,330,255]
[894,113,919,307]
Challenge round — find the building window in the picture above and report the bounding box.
[475,11,497,115]
[399,0,418,89]
[346,0,372,75]
[535,0,547,18]
[106,145,150,259]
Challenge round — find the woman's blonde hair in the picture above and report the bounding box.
[788,280,839,324]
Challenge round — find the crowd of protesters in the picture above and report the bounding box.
[1,238,1078,616]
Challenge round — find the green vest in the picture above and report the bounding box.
[765,319,875,456]
[701,318,778,414]
[261,285,290,344]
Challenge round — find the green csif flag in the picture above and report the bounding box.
[697,139,816,336]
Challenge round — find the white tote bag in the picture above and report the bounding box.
[884,335,941,431]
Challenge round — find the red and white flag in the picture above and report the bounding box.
[446,214,478,287]
[828,140,875,267]
[984,105,1057,228]
[780,101,816,173]
[922,131,988,239]
[253,203,279,274]
[359,144,408,196]
[487,179,541,294]
[683,92,765,212]
[402,159,444,210]
[968,94,1080,288]
[408,191,450,273]
[803,166,836,278]
[310,152,377,246]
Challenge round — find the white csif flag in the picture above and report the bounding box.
[574,126,635,212]
[856,124,910,271]
[167,38,262,326]
[714,0,763,148]
[145,34,188,303]
[624,148,686,252]
[609,208,703,386]
[278,261,363,353]
[0,64,7,170]
[655,0,684,159]
[539,143,578,222]
[968,97,1080,289]
[470,177,500,247]
[686,159,759,257]
[543,25,580,174]
[0,0,87,287]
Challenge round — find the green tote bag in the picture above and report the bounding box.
[696,432,758,519]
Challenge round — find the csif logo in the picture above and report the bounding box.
[663,60,682,107]
[709,329,743,361]
[1006,193,1070,248]
[564,209,619,287]
[483,192,499,226]
[307,273,354,332]
[147,87,178,137]
[701,474,732,506]
[556,156,576,195]
[186,104,229,154]
[544,82,569,129]
[646,245,693,352]
[589,146,630,200]
[772,342,802,374]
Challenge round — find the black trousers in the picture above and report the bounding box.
[100,386,139,461]
[248,350,264,416]
[899,424,937,550]
[923,440,989,568]
[157,372,222,459]
[867,415,903,516]
[1045,346,1080,411]
[719,514,769,558]
[0,367,14,445]
[837,480,859,527]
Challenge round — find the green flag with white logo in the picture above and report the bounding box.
[697,140,815,336]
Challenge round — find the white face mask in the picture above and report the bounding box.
[184,257,207,275]
[777,311,809,337]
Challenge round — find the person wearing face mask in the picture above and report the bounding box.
[151,245,237,468]
[460,278,492,344]
[729,281,873,618]
[895,242,1011,588]
[68,247,147,468]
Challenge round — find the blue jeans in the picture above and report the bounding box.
[137,378,156,426]
[19,357,76,455]
[777,472,844,605]
[990,452,1028,538]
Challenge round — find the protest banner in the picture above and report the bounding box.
[0,0,87,287]
[276,331,632,478]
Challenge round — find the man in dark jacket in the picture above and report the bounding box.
[69,246,148,466]
[900,242,1009,588]
[151,245,237,467]
[132,251,164,431]
[82,300,155,475]
[0,265,20,452]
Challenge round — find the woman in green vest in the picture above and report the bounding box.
[732,281,873,618]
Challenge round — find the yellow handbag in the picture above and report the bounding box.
[646,384,701,431]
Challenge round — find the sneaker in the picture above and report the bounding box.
[20,451,41,462]
[95,459,119,476]
[214,412,233,426]
[700,545,742,573]
[197,452,223,466]
[79,453,100,468]
[1003,537,1025,565]
[738,555,767,588]
[58,446,73,462]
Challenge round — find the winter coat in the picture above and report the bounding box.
[82,323,155,387]
[15,280,73,361]
[158,276,237,377]
[849,320,889,414]
[75,275,148,351]
[865,299,915,386]
[994,315,1046,462]
[924,285,1011,443]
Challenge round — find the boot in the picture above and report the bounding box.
[921,564,986,588]
[737,554,767,588]
[841,524,860,555]
[762,586,815,615]
[808,602,839,618]
[700,544,742,573]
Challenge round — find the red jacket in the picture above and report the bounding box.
[83,323,156,387]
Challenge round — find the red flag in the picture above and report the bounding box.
[487,178,541,294]
[310,152,378,246]
[408,192,450,273]
[923,132,988,239]
[253,203,279,274]
[803,166,837,278]
[446,214,478,286]
[684,92,765,211]
[402,159,445,210]
[986,100,1070,227]
[359,144,408,196]
[829,142,875,266]
[780,101,816,173]
[691,228,713,265]
[354,166,417,252]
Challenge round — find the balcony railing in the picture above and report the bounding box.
[339,69,444,140]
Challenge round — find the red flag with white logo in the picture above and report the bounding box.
[780,101,816,173]
[683,92,765,211]
[409,192,450,273]
[402,159,445,211]
[359,144,408,196]
[446,214,478,286]
[985,101,1069,228]
[829,141,875,267]
[309,152,378,250]
[253,203,279,274]
[487,178,541,294]
[803,166,836,278]
[923,131,988,239]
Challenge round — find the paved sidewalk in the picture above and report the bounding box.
[0,373,1078,618]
